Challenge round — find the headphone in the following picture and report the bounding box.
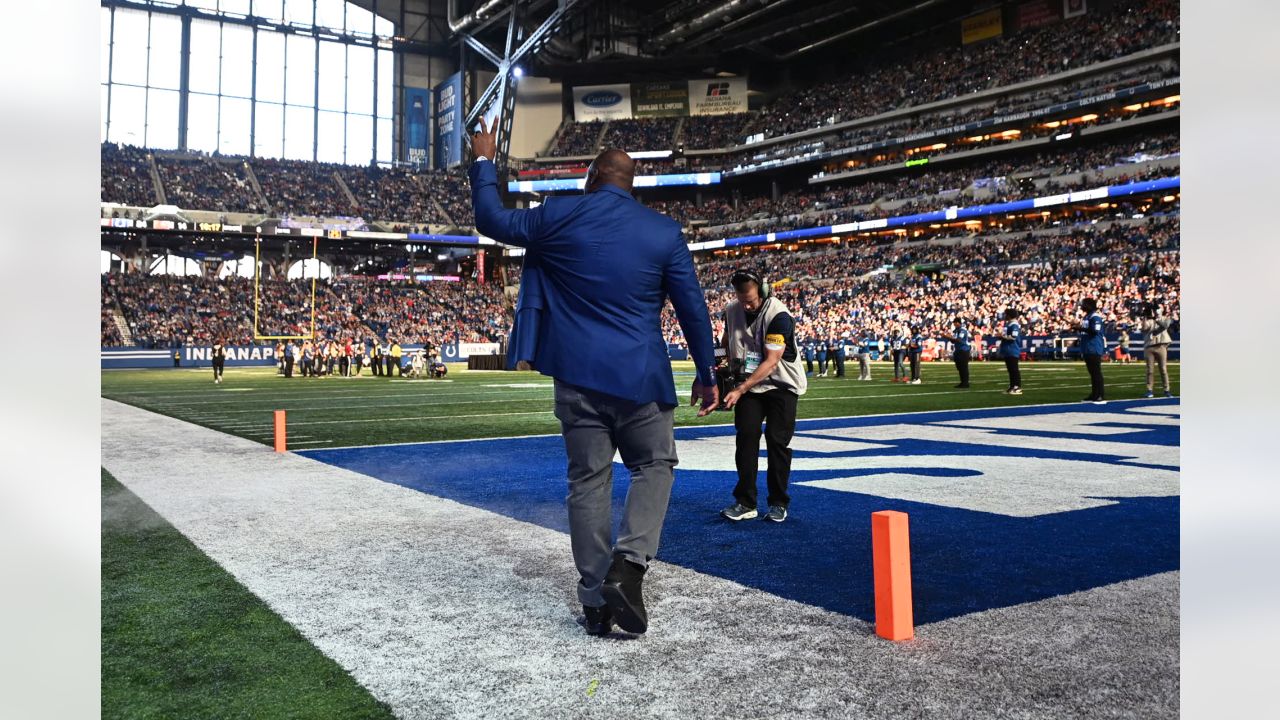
[731,268,771,300]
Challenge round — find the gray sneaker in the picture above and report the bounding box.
[763,506,788,523]
[720,503,758,521]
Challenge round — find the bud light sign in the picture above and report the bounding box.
[434,73,465,169]
[405,87,431,166]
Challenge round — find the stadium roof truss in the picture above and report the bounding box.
[454,0,593,173]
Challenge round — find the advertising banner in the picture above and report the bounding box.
[1063,0,1088,19]
[433,73,464,169]
[1017,0,1060,30]
[405,86,431,166]
[631,81,689,117]
[101,345,278,369]
[439,342,502,361]
[687,77,748,116]
[961,8,1004,44]
[573,84,632,121]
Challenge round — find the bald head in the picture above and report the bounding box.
[585,148,635,194]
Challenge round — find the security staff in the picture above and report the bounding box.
[1078,297,1107,404]
[390,340,403,376]
[719,270,808,524]
[802,336,816,376]
[830,332,846,378]
[998,309,1022,395]
[907,326,924,384]
[941,318,973,388]
[211,340,226,384]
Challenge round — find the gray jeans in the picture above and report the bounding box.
[857,352,871,380]
[1145,344,1170,391]
[553,380,677,607]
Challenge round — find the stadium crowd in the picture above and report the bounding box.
[100,143,157,207]
[156,155,267,214]
[250,157,357,218]
[102,272,510,350]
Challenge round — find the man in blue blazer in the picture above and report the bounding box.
[469,119,719,636]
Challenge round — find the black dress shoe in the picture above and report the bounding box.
[602,553,648,634]
[582,604,614,636]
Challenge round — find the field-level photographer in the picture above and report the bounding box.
[716,270,808,523]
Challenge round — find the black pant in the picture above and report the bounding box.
[385,357,394,376]
[212,359,224,380]
[1084,354,1105,400]
[733,388,799,510]
[372,357,382,376]
[284,355,294,378]
[339,357,349,376]
[1004,357,1020,389]
[805,357,813,374]
[834,353,846,377]
[954,349,971,386]
[909,353,920,381]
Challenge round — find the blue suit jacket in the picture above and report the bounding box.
[469,159,716,406]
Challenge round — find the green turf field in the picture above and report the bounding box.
[101,468,395,720]
[101,360,1180,449]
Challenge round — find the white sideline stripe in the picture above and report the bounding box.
[100,399,1177,719]
[278,381,1156,426]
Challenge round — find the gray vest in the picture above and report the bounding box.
[725,297,808,396]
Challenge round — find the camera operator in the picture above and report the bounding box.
[717,270,808,524]
[1137,302,1174,398]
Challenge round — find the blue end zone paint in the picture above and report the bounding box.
[301,399,1179,624]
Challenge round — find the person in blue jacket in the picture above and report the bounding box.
[831,332,846,378]
[815,332,829,377]
[1077,297,1107,404]
[998,308,1023,395]
[469,118,719,637]
[941,317,972,388]
[802,336,816,375]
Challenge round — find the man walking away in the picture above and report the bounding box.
[470,119,719,637]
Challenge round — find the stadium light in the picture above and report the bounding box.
[513,66,524,77]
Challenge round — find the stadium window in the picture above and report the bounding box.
[151,255,202,276]
[100,85,109,143]
[284,34,316,107]
[219,97,252,156]
[374,15,393,38]
[220,0,252,16]
[377,49,393,118]
[317,110,346,163]
[376,117,392,164]
[146,88,180,149]
[288,258,331,279]
[188,93,220,152]
[346,113,373,166]
[253,0,285,25]
[220,254,257,278]
[101,7,112,86]
[148,13,182,91]
[254,102,284,158]
[284,0,315,25]
[185,0,219,11]
[317,42,346,111]
[255,32,285,103]
[283,104,315,160]
[110,9,149,86]
[315,0,345,32]
[346,45,373,116]
[220,24,254,98]
[188,21,221,95]
[101,251,122,274]
[109,84,147,146]
[346,5,372,36]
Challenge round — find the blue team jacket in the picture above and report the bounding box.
[469,159,716,406]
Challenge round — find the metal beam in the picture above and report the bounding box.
[778,0,950,59]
